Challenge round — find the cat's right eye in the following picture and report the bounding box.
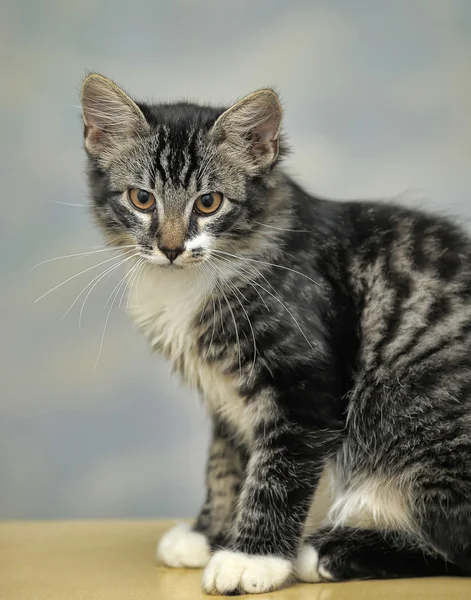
[129,188,156,211]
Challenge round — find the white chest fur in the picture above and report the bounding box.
[128,264,253,444]
[128,265,204,363]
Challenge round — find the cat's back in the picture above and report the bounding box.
[344,199,471,385]
[346,200,471,281]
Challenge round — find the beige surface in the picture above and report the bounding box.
[1,520,471,600]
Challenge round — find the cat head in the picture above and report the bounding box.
[80,73,286,269]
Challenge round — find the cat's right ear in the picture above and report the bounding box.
[80,73,149,156]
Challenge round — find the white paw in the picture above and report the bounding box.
[157,523,211,568]
[202,550,292,595]
[295,544,334,583]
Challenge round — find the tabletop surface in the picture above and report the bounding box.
[1,520,471,600]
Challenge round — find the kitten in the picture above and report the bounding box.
[80,73,471,595]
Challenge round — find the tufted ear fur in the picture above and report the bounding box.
[80,73,149,156]
[210,89,283,174]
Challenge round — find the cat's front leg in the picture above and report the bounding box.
[157,421,244,568]
[202,415,334,595]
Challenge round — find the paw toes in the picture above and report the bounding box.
[202,550,292,595]
[157,523,210,568]
[295,543,334,583]
[318,563,335,580]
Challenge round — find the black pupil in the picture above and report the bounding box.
[201,194,214,208]
[137,190,150,204]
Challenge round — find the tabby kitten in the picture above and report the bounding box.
[80,73,471,595]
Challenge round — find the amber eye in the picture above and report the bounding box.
[129,188,156,211]
[194,192,223,215]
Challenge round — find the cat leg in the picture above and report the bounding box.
[194,425,245,550]
[296,527,464,583]
[202,419,335,595]
[417,486,471,575]
[157,422,244,568]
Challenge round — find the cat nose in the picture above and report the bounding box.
[159,246,184,262]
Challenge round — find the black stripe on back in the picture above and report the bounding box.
[370,228,412,362]
[388,294,451,366]
[400,319,471,374]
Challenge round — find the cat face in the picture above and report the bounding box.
[81,74,284,269]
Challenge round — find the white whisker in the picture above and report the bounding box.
[95,259,139,371]
[78,253,139,328]
[199,263,218,365]
[127,259,147,313]
[132,260,151,309]
[34,250,137,302]
[252,220,310,233]
[207,265,242,374]
[211,261,258,380]
[227,242,285,300]
[213,249,320,288]
[59,253,134,323]
[122,259,144,312]
[47,201,89,208]
[212,252,314,352]
[104,260,135,311]
[195,262,209,324]
[212,254,270,312]
[30,245,138,271]
[74,263,121,325]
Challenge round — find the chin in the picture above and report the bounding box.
[151,259,184,269]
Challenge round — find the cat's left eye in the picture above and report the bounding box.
[129,188,156,211]
[194,192,223,215]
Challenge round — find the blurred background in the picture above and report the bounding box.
[1,0,470,520]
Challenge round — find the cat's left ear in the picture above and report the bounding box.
[210,89,283,174]
[80,73,149,156]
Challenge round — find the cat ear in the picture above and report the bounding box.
[80,73,149,156]
[211,89,283,173]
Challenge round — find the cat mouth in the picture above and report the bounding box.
[140,253,185,269]
[138,249,204,269]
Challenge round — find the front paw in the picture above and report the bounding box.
[157,523,211,568]
[202,550,292,595]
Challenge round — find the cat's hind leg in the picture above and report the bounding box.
[418,485,471,575]
[296,527,464,583]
